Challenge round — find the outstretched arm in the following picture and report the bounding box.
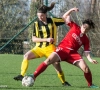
[84,52,98,64]
[62,7,79,24]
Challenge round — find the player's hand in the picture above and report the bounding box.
[47,38,54,43]
[91,60,98,64]
[72,7,79,12]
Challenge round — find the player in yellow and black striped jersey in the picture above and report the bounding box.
[33,17,64,48]
[14,2,71,86]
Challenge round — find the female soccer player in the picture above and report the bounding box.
[14,2,70,86]
[30,7,99,88]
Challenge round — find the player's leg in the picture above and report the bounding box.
[21,50,37,76]
[66,52,98,88]
[74,60,92,86]
[44,45,71,86]
[74,60,99,88]
[68,52,93,87]
[52,62,71,86]
[13,47,41,81]
[33,52,60,79]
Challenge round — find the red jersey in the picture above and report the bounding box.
[58,21,90,51]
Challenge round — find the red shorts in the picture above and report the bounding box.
[55,47,83,64]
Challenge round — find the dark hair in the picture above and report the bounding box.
[82,19,95,29]
[37,2,55,13]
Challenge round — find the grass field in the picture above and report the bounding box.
[0,54,100,90]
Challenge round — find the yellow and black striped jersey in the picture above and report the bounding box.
[33,17,64,48]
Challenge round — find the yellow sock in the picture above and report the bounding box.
[21,59,29,76]
[58,71,65,83]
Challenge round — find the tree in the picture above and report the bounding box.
[0,0,30,54]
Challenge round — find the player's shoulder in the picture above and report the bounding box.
[67,21,79,28]
[52,17,62,20]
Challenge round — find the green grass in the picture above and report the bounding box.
[0,54,100,90]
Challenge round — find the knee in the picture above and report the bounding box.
[84,66,90,73]
[23,53,29,60]
[44,58,52,65]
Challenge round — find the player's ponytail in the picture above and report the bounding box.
[46,2,55,11]
[37,2,55,14]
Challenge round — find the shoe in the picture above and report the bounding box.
[27,74,35,80]
[89,84,99,88]
[62,81,71,86]
[13,75,24,81]
[27,74,34,77]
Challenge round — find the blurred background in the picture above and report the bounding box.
[0,0,100,56]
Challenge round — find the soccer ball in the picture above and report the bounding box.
[22,76,34,87]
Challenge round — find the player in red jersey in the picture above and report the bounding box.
[30,7,99,88]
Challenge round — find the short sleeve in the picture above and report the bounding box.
[83,36,90,52]
[67,21,78,28]
[52,18,65,26]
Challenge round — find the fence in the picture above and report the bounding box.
[0,0,100,56]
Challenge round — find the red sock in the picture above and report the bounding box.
[33,62,48,79]
[84,72,92,86]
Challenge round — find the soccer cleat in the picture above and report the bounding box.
[62,81,71,86]
[13,75,24,81]
[27,74,34,79]
[27,74,34,77]
[89,84,99,88]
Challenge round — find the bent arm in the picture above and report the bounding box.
[84,52,92,62]
[84,52,98,64]
[62,7,79,24]
[32,36,54,43]
[32,36,47,42]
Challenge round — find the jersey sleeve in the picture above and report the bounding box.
[31,23,35,36]
[52,18,65,26]
[28,22,36,36]
[67,21,78,28]
[32,22,39,37]
[83,36,90,52]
